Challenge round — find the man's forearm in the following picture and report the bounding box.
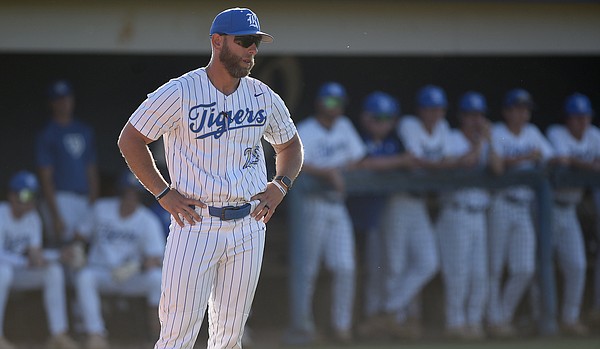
[273,133,304,181]
[117,123,169,196]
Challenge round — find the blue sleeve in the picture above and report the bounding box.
[35,128,54,167]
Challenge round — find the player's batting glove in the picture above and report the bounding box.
[112,260,142,283]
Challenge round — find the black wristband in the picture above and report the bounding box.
[155,186,171,201]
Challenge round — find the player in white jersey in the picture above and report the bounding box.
[487,88,554,337]
[385,85,449,338]
[295,82,366,344]
[68,171,165,349]
[546,93,600,336]
[117,8,303,349]
[0,171,78,349]
[435,92,503,340]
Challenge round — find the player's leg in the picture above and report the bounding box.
[382,195,409,315]
[155,222,223,349]
[41,262,71,336]
[436,207,470,331]
[503,207,536,325]
[324,203,356,339]
[0,264,14,338]
[207,219,266,349]
[392,198,438,312]
[294,197,328,336]
[363,227,386,318]
[55,192,90,242]
[75,266,112,336]
[555,207,587,329]
[486,197,511,326]
[115,267,163,341]
[466,212,488,337]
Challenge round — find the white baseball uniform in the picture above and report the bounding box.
[129,67,297,349]
[546,123,600,325]
[435,130,491,330]
[488,122,554,326]
[0,202,70,336]
[75,198,165,336]
[296,116,366,335]
[384,115,445,321]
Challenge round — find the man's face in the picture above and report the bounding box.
[503,104,531,129]
[565,115,591,139]
[219,36,256,78]
[8,191,36,217]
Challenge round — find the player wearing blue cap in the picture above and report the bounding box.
[36,79,99,245]
[436,92,503,340]
[0,171,78,349]
[295,82,366,343]
[487,88,554,337]
[545,93,600,336]
[66,171,165,349]
[378,85,451,338]
[350,92,420,338]
[117,7,303,349]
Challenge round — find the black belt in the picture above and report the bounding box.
[554,200,573,208]
[502,195,530,206]
[208,203,252,221]
[449,202,485,214]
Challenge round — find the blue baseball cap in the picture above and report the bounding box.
[47,79,73,100]
[504,88,534,108]
[317,82,347,100]
[417,85,447,108]
[363,91,400,118]
[210,8,273,43]
[564,93,594,117]
[459,91,487,113]
[9,171,39,203]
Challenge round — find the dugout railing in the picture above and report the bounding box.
[285,166,600,340]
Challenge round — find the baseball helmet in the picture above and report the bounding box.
[47,79,73,100]
[564,93,594,116]
[9,170,39,203]
[417,85,447,108]
[210,8,274,43]
[363,91,400,118]
[459,91,487,113]
[503,88,534,109]
[317,82,347,100]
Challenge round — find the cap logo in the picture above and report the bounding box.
[246,13,260,29]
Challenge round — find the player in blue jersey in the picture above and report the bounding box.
[36,80,99,245]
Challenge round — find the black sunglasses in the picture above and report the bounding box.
[233,35,262,48]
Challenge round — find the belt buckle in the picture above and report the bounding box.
[220,206,234,221]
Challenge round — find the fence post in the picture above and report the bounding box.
[535,174,558,335]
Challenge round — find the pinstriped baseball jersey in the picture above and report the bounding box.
[491,122,554,201]
[547,124,600,203]
[397,115,451,160]
[129,67,297,206]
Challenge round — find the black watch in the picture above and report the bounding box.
[274,175,293,190]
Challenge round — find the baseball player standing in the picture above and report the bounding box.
[351,92,418,338]
[36,80,99,244]
[0,171,78,349]
[546,93,600,336]
[295,82,366,344]
[487,88,554,337]
[69,171,166,349]
[117,7,303,349]
[436,92,503,340]
[383,85,448,338]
